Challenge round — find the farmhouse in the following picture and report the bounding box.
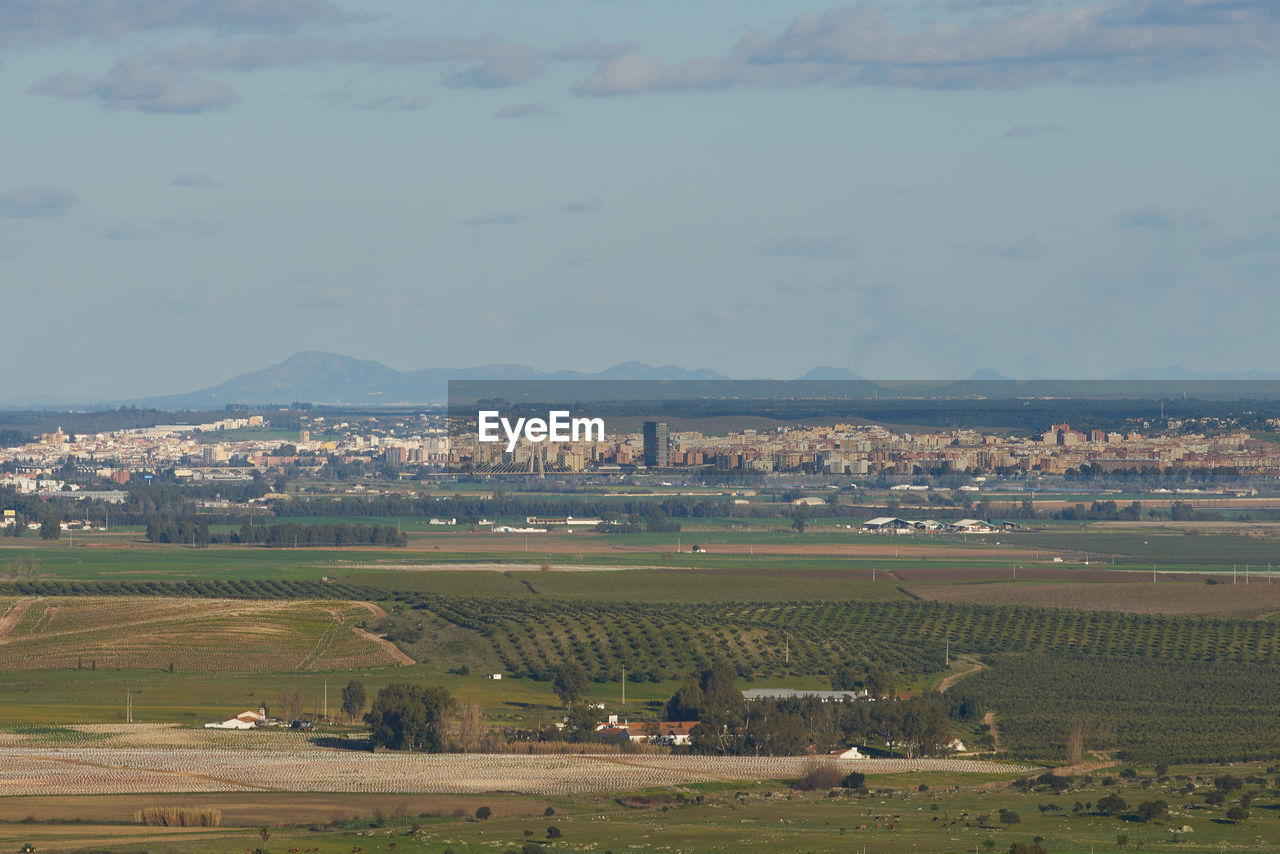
[948,519,995,534]
[204,708,267,729]
[861,517,912,533]
[525,516,604,528]
[650,722,698,746]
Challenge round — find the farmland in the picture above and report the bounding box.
[7,509,1280,851]
[0,597,408,672]
[0,734,1029,796]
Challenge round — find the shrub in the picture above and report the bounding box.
[475,806,492,821]
[842,771,866,789]
[795,763,845,791]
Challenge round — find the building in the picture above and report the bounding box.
[741,689,868,702]
[642,421,669,468]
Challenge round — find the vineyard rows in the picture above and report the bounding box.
[0,746,1032,796]
[415,595,1280,680]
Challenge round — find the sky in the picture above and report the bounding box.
[2,0,1279,399]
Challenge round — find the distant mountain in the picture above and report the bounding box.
[966,368,1012,381]
[797,366,865,380]
[130,352,732,408]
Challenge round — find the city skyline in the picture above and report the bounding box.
[2,0,1279,400]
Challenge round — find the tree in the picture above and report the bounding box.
[1136,799,1168,823]
[842,771,866,789]
[552,662,589,706]
[866,667,897,698]
[1096,794,1128,816]
[998,809,1021,825]
[278,687,304,722]
[365,683,454,751]
[7,554,38,578]
[1227,806,1250,822]
[40,516,60,541]
[546,826,561,839]
[1214,773,1243,793]
[474,805,491,821]
[561,704,599,743]
[790,507,809,533]
[341,680,366,721]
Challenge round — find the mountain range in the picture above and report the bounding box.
[4,353,1280,410]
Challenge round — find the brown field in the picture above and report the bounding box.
[0,597,409,672]
[909,579,1280,617]
[0,744,1031,797]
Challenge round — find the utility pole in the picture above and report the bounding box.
[324,679,328,722]
[946,638,950,667]
[621,666,626,708]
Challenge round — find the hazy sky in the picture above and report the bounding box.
[2,0,1279,398]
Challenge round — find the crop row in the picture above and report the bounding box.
[413,594,1280,681]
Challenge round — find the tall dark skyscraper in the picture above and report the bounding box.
[642,421,669,468]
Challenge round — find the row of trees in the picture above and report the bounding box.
[144,520,407,547]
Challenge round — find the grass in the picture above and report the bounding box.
[0,597,403,673]
[3,762,1280,852]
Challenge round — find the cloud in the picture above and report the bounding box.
[1206,232,1280,258]
[461,213,526,226]
[0,187,79,218]
[0,0,350,46]
[549,40,639,62]
[150,36,542,73]
[1004,122,1070,138]
[443,56,542,89]
[102,222,155,241]
[575,1,1280,95]
[995,234,1049,259]
[1111,207,1178,229]
[756,234,854,259]
[1114,207,1212,230]
[562,198,602,214]
[495,102,557,119]
[171,174,219,188]
[30,60,238,113]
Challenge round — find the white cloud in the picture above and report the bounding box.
[30,60,238,113]
[576,1,1280,95]
[0,187,79,218]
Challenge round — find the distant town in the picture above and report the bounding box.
[5,410,1278,499]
